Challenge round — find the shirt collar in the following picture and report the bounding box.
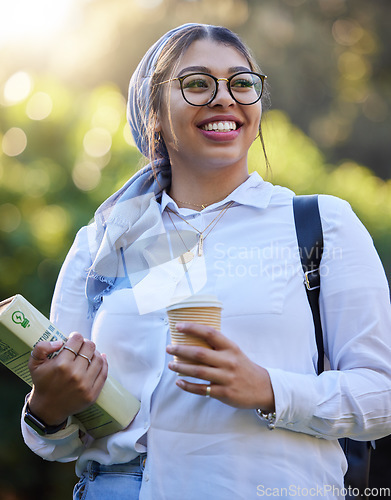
[159,172,274,214]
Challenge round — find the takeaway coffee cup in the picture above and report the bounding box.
[166,294,222,365]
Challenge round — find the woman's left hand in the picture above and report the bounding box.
[166,322,275,411]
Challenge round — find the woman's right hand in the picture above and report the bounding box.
[27,332,108,427]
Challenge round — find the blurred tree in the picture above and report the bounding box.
[0,0,390,178]
[0,78,141,499]
[244,0,391,179]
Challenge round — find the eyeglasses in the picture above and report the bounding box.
[157,71,267,106]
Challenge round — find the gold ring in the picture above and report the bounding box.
[78,353,92,366]
[205,385,211,398]
[63,345,78,358]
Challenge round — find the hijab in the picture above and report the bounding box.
[85,23,207,315]
[127,23,206,159]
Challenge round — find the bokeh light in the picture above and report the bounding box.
[92,105,121,134]
[29,205,71,255]
[1,128,28,157]
[90,88,126,133]
[83,127,112,157]
[26,92,53,120]
[332,19,363,46]
[338,51,370,81]
[72,160,102,191]
[2,71,33,105]
[339,82,368,103]
[309,114,351,148]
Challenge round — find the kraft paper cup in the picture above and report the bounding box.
[166,294,222,365]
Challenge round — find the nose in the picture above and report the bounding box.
[208,78,234,107]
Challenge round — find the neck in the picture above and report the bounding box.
[168,163,249,211]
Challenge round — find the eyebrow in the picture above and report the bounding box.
[177,65,252,77]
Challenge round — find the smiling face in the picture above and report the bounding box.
[155,38,263,177]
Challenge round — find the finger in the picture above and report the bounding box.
[85,350,105,381]
[63,338,100,383]
[168,357,224,385]
[77,352,93,367]
[176,378,216,398]
[174,322,230,350]
[176,378,230,404]
[90,353,109,396]
[75,338,96,368]
[167,343,221,369]
[62,344,79,358]
[60,332,85,361]
[30,340,64,365]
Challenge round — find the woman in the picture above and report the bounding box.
[22,23,391,499]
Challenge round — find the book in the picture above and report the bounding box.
[0,294,140,439]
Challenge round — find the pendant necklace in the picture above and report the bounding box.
[166,201,234,263]
[166,211,195,264]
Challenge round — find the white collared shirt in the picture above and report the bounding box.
[22,173,391,500]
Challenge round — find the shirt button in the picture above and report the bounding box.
[144,473,150,482]
[163,318,169,325]
[144,421,149,429]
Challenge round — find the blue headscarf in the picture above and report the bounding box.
[127,22,207,159]
[85,23,207,315]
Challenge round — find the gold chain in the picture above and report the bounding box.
[171,198,209,210]
[170,192,238,210]
[166,201,234,258]
[166,211,195,264]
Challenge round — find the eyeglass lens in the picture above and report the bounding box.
[181,72,263,105]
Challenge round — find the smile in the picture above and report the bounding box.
[200,121,237,132]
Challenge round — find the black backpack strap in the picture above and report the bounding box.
[293,195,324,374]
[293,195,372,498]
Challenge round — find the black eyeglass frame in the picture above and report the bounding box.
[157,71,267,106]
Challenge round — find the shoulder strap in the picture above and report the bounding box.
[293,196,373,493]
[293,195,324,374]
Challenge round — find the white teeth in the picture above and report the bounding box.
[202,121,237,132]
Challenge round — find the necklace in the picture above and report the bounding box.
[170,193,235,210]
[166,212,195,264]
[166,201,234,262]
[170,198,211,210]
